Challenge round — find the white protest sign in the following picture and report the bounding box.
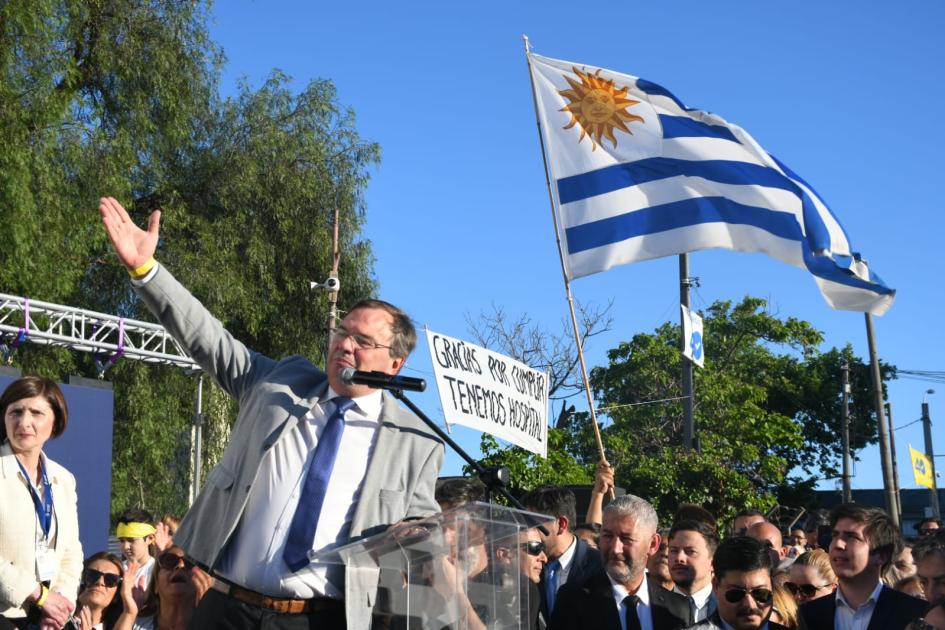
[425,329,548,457]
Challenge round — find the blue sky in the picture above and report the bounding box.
[208,1,945,499]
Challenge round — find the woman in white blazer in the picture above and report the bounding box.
[0,376,83,630]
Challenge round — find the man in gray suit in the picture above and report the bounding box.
[99,197,444,629]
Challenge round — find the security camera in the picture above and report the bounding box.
[310,277,340,292]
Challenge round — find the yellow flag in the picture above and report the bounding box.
[910,445,936,489]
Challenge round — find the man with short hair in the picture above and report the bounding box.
[647,531,675,592]
[435,477,485,511]
[522,486,602,619]
[746,522,786,569]
[914,529,945,605]
[799,502,926,630]
[732,510,765,536]
[548,494,690,629]
[668,519,719,622]
[99,197,444,629]
[685,536,786,630]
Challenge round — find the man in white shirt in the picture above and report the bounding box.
[799,503,925,630]
[667,519,718,622]
[522,486,602,619]
[687,536,784,630]
[98,197,443,629]
[548,494,690,630]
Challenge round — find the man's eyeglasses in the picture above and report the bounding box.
[82,569,122,588]
[918,528,939,536]
[330,328,391,351]
[519,540,546,556]
[723,587,773,605]
[158,552,195,571]
[783,581,830,598]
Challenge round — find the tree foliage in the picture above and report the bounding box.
[475,296,893,524]
[1,1,380,518]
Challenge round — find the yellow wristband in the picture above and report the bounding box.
[35,584,49,608]
[128,257,156,279]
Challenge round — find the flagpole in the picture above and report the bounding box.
[865,313,899,526]
[679,254,695,450]
[523,36,610,472]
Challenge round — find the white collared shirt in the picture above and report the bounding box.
[673,582,715,621]
[835,580,884,630]
[554,535,578,590]
[608,574,654,630]
[217,388,383,598]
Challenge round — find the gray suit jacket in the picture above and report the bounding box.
[135,265,444,626]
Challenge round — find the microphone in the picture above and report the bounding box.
[340,368,426,392]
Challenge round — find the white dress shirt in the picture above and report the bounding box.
[673,582,715,621]
[609,574,654,630]
[217,388,383,598]
[553,535,578,591]
[835,580,884,630]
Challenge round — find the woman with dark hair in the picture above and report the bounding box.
[65,553,138,630]
[0,376,82,630]
[132,546,211,630]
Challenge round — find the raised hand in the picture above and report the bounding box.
[120,560,142,612]
[593,460,615,495]
[98,197,161,270]
[153,521,173,554]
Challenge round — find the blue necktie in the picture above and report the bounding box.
[544,558,561,614]
[283,397,356,572]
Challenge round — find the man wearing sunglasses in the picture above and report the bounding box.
[99,197,444,630]
[917,517,943,538]
[799,503,926,630]
[685,536,786,630]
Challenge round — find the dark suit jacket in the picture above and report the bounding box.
[800,584,927,630]
[538,535,603,618]
[684,611,789,630]
[548,571,691,630]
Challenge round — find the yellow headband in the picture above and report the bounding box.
[116,522,156,539]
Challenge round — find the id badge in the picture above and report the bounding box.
[36,542,56,582]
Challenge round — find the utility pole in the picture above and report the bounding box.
[922,391,941,519]
[841,361,852,502]
[679,254,694,450]
[886,402,902,523]
[864,313,898,526]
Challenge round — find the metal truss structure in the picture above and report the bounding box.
[0,292,198,371]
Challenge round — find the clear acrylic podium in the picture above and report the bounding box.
[313,502,549,629]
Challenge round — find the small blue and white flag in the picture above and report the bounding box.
[528,53,895,315]
[681,305,704,368]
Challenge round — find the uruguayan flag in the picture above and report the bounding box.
[528,53,895,315]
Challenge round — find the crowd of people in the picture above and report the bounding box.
[2,198,944,630]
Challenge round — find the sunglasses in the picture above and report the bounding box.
[919,528,939,536]
[519,540,546,556]
[157,552,195,571]
[783,582,829,598]
[723,587,773,605]
[82,568,122,588]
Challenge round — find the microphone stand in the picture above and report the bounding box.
[387,388,549,534]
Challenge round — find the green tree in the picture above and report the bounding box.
[476,297,892,524]
[1,1,380,518]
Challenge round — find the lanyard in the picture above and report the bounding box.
[16,456,53,539]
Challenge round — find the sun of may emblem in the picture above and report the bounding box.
[559,66,644,150]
